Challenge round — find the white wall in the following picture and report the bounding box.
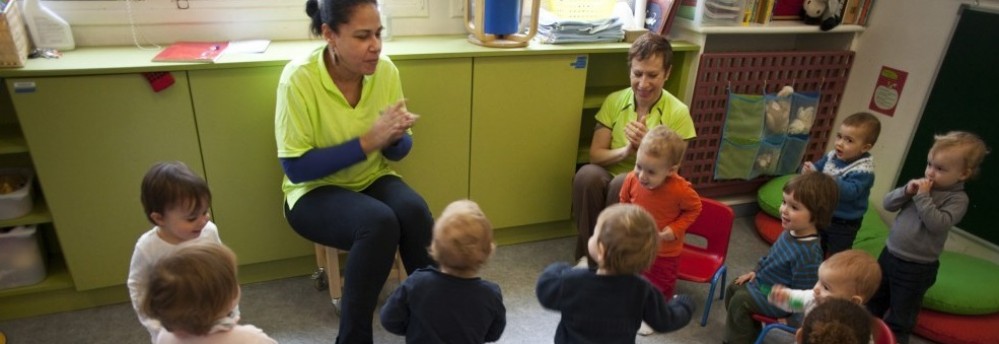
[837,0,999,263]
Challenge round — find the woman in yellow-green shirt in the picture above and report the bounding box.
[274,0,433,342]
[572,33,697,267]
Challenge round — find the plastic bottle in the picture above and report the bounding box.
[378,3,391,41]
[21,0,75,51]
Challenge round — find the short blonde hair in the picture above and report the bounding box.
[141,242,238,336]
[784,172,839,230]
[930,131,990,179]
[841,112,881,145]
[638,125,687,168]
[595,204,659,275]
[429,200,494,275]
[822,249,882,301]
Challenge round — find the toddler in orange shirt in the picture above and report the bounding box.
[620,125,702,335]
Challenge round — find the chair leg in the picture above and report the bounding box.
[311,244,329,291]
[701,266,727,327]
[718,266,727,300]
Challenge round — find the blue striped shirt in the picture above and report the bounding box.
[747,230,823,317]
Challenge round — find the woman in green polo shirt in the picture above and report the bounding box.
[274,0,434,342]
[571,33,697,267]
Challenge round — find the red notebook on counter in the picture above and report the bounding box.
[152,42,229,63]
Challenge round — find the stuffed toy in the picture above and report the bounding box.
[764,86,794,134]
[789,106,816,135]
[801,0,844,31]
[756,151,777,172]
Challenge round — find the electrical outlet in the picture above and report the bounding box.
[450,0,465,19]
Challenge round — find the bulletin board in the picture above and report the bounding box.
[896,6,999,246]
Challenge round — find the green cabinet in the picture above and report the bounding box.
[6,74,204,290]
[393,58,473,216]
[188,67,313,265]
[470,55,587,228]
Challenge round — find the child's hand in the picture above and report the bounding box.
[801,161,815,173]
[916,178,933,194]
[659,227,676,241]
[905,179,920,195]
[768,284,789,304]
[734,272,755,285]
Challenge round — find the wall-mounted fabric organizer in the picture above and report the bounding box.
[678,50,855,197]
[714,90,820,180]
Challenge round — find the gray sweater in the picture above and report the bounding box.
[884,182,969,264]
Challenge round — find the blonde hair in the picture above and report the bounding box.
[841,112,881,145]
[821,249,882,301]
[595,204,659,275]
[638,125,688,168]
[929,131,990,179]
[141,242,239,336]
[784,172,839,230]
[429,200,494,275]
[800,298,872,344]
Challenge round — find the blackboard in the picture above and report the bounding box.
[896,6,999,245]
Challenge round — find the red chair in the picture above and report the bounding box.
[873,318,896,344]
[677,198,735,326]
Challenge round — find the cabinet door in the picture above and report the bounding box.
[6,74,204,290]
[188,67,312,265]
[393,58,472,216]
[470,55,587,228]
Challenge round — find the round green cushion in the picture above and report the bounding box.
[853,207,889,245]
[922,251,999,315]
[757,174,795,218]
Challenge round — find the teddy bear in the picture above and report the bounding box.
[789,106,816,135]
[764,85,794,134]
[801,0,845,31]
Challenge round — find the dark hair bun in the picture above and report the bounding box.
[305,0,319,18]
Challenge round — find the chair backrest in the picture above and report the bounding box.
[685,198,735,259]
[872,318,895,344]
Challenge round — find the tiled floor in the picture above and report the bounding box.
[0,217,934,343]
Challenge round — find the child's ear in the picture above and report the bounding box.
[150,212,165,226]
[850,295,864,305]
[795,328,804,344]
[861,142,873,153]
[595,241,607,265]
[669,164,681,175]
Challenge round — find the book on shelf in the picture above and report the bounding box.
[842,0,862,24]
[152,42,229,63]
[772,0,804,20]
[857,0,875,26]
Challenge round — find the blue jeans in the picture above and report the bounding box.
[866,249,939,344]
[284,175,434,344]
[821,217,861,257]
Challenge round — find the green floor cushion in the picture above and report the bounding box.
[923,251,999,315]
[852,235,886,258]
[915,308,999,344]
[753,211,782,245]
[757,174,795,218]
[854,207,889,245]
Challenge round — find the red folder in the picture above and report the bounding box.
[152,42,229,63]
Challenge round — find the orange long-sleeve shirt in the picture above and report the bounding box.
[620,172,702,257]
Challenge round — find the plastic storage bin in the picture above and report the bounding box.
[0,225,46,290]
[678,0,746,26]
[0,168,33,220]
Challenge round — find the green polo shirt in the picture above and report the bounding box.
[275,46,404,208]
[595,88,696,175]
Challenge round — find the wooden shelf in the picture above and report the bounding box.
[675,18,865,34]
[0,124,28,155]
[0,256,74,298]
[0,199,53,228]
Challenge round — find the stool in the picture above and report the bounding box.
[312,244,408,310]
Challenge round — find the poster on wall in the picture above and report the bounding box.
[868,66,908,117]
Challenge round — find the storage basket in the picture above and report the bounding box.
[0,168,34,220]
[542,0,617,20]
[0,225,46,290]
[1,0,31,68]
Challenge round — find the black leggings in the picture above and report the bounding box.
[284,175,434,344]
